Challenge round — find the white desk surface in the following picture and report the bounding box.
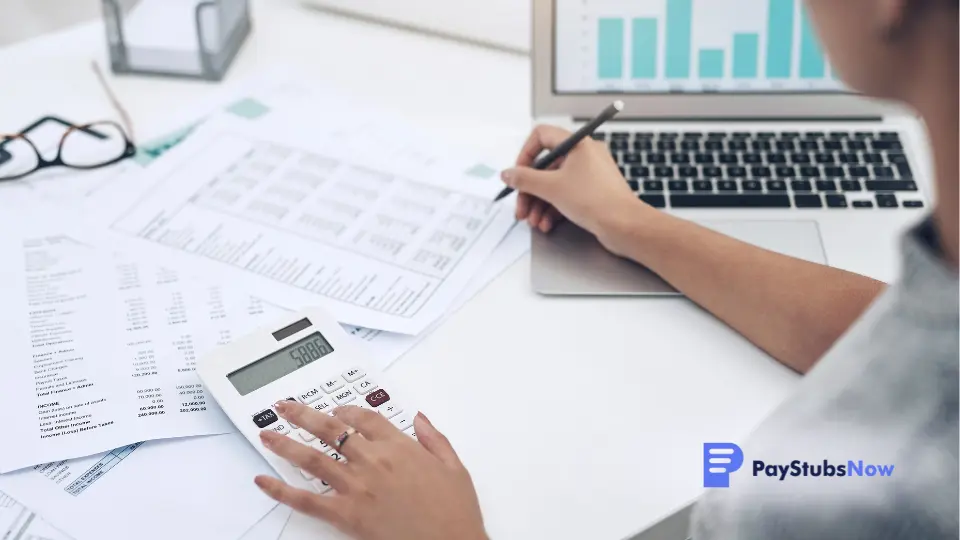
[0,1,801,538]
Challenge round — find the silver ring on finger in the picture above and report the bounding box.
[333,426,357,450]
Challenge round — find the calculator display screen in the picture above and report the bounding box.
[227,332,334,396]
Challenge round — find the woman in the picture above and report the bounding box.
[254,0,958,538]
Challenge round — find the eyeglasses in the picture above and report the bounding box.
[0,62,138,183]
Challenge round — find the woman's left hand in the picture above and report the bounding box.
[255,401,487,540]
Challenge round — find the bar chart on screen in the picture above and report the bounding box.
[555,0,846,93]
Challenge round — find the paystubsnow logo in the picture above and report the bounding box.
[703,442,895,488]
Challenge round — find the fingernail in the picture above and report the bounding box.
[274,401,289,414]
[260,431,276,447]
[416,411,431,425]
[500,170,513,185]
[254,475,270,491]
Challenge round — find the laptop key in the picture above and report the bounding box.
[871,140,903,151]
[853,200,874,208]
[824,166,845,176]
[629,166,650,178]
[895,162,913,178]
[846,140,867,150]
[903,200,924,208]
[816,180,838,192]
[823,140,843,151]
[670,194,791,208]
[876,194,898,208]
[840,180,862,191]
[799,166,821,177]
[692,180,713,192]
[717,181,738,192]
[848,166,870,177]
[633,140,653,151]
[639,194,666,208]
[671,153,691,164]
[775,166,796,177]
[879,132,901,140]
[742,180,762,192]
[790,153,811,164]
[794,194,823,208]
[719,153,740,164]
[864,180,917,191]
[863,152,884,164]
[765,180,788,192]
[623,153,643,164]
[695,153,715,164]
[646,153,666,164]
[644,180,665,192]
[750,166,772,177]
[871,165,895,178]
[791,180,813,192]
[703,166,723,177]
[767,154,787,164]
[742,154,763,164]
[667,180,689,192]
[726,166,747,177]
[591,133,606,141]
[825,194,848,208]
[654,166,674,178]
[678,166,698,178]
[627,180,639,191]
[839,153,860,164]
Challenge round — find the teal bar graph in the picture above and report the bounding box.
[631,18,658,79]
[597,18,624,79]
[732,33,759,78]
[799,7,825,78]
[665,0,692,78]
[699,49,724,79]
[765,0,794,78]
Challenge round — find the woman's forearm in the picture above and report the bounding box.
[598,202,885,374]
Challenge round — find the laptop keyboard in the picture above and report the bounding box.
[595,130,924,210]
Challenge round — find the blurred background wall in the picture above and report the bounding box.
[0,0,100,45]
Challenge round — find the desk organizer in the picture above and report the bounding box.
[102,0,251,81]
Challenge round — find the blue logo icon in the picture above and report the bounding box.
[703,442,744,488]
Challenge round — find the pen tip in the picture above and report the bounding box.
[613,100,625,111]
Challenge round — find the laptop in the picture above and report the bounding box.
[531,0,929,295]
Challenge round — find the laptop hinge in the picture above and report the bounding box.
[573,116,884,123]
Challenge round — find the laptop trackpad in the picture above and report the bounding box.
[531,220,827,296]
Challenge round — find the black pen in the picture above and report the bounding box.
[493,100,624,202]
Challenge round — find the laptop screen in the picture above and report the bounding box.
[554,0,849,95]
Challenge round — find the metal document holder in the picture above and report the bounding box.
[102,0,251,81]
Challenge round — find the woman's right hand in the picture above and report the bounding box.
[500,125,652,252]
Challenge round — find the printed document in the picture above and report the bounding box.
[0,434,276,540]
[86,115,517,334]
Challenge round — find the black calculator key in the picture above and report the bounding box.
[765,180,788,192]
[668,180,689,192]
[647,153,666,164]
[726,166,747,177]
[750,166,772,177]
[742,180,763,192]
[775,166,796,177]
[634,140,654,151]
[627,180,639,191]
[816,180,838,192]
[872,165,895,178]
[623,153,643,164]
[799,166,822,177]
[671,153,691,164]
[717,180,738,192]
[794,194,823,208]
[825,194,848,208]
[670,194,791,208]
[253,409,279,428]
[695,153,715,164]
[629,166,650,178]
[719,153,740,164]
[742,154,763,164]
[644,180,665,192]
[639,194,666,208]
[692,180,713,192]
[678,166,698,178]
[654,166,674,178]
[853,200,874,208]
[903,200,924,208]
[840,180,862,191]
[865,180,917,191]
[876,194,899,208]
[791,180,813,192]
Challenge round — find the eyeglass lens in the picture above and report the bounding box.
[0,122,131,181]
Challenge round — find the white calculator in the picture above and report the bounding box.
[198,309,415,494]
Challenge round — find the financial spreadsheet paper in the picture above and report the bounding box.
[83,114,517,335]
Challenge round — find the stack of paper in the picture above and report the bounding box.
[0,74,530,540]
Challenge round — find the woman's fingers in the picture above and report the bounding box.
[539,206,563,233]
[260,430,354,492]
[275,401,371,460]
[254,475,348,527]
[333,405,401,441]
[516,192,533,220]
[413,413,464,469]
[527,199,545,228]
[515,125,575,167]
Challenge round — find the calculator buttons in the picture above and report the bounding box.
[378,403,402,419]
[365,389,390,408]
[297,388,323,404]
[354,378,377,395]
[332,388,356,405]
[311,398,334,414]
[253,409,279,428]
[264,422,291,436]
[342,367,365,382]
[391,415,412,431]
[321,378,345,394]
[299,430,316,442]
[312,438,331,453]
[300,468,315,481]
[402,424,416,439]
[312,479,333,494]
